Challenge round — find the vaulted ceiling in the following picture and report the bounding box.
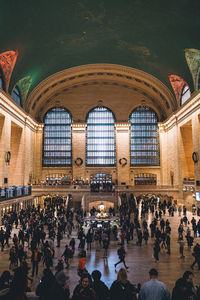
[1,0,200,100]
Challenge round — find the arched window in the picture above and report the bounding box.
[180,84,191,105]
[129,106,159,166]
[11,86,21,105]
[43,107,72,166]
[0,71,4,90]
[86,106,116,166]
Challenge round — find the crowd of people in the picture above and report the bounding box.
[0,193,199,299]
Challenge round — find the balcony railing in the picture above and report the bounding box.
[0,185,32,201]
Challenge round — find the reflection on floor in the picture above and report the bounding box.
[0,209,200,296]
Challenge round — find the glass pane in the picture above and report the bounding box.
[11,86,21,105]
[129,106,160,166]
[0,74,3,89]
[180,85,191,105]
[43,107,72,166]
[86,107,116,166]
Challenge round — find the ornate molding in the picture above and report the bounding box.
[27,64,176,117]
[71,122,87,131]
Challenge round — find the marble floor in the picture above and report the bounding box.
[0,209,200,297]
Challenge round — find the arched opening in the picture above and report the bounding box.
[129,106,160,166]
[86,106,116,166]
[43,107,72,166]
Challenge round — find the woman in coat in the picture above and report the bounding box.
[110,268,138,300]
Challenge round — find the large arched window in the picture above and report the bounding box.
[180,84,191,106]
[86,106,116,166]
[11,86,21,105]
[129,106,159,166]
[43,107,72,166]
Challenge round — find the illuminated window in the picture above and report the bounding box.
[129,106,159,166]
[86,106,116,166]
[180,84,191,105]
[134,173,157,185]
[43,107,72,166]
[11,86,21,105]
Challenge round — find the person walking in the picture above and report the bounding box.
[153,239,160,262]
[139,268,170,300]
[178,236,185,259]
[191,243,200,270]
[114,245,129,270]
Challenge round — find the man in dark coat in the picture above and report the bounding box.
[114,245,129,269]
[49,271,70,300]
[91,270,109,300]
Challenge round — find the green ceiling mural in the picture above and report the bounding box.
[185,48,200,90]
[13,76,32,107]
[1,0,200,98]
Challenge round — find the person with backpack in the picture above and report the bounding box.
[114,245,129,269]
[110,268,138,300]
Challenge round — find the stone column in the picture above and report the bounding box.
[34,125,43,184]
[115,122,130,186]
[192,115,200,189]
[159,123,167,185]
[71,123,87,181]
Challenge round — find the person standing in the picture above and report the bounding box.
[91,270,109,300]
[114,245,129,270]
[72,274,96,300]
[139,268,170,300]
[86,229,93,251]
[31,247,41,277]
[102,235,109,258]
[36,268,55,300]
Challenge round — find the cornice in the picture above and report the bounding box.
[162,92,200,131]
[27,64,176,117]
[0,90,41,132]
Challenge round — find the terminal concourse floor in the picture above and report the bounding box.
[0,209,200,296]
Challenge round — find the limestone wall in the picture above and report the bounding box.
[0,76,200,209]
[0,90,42,187]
